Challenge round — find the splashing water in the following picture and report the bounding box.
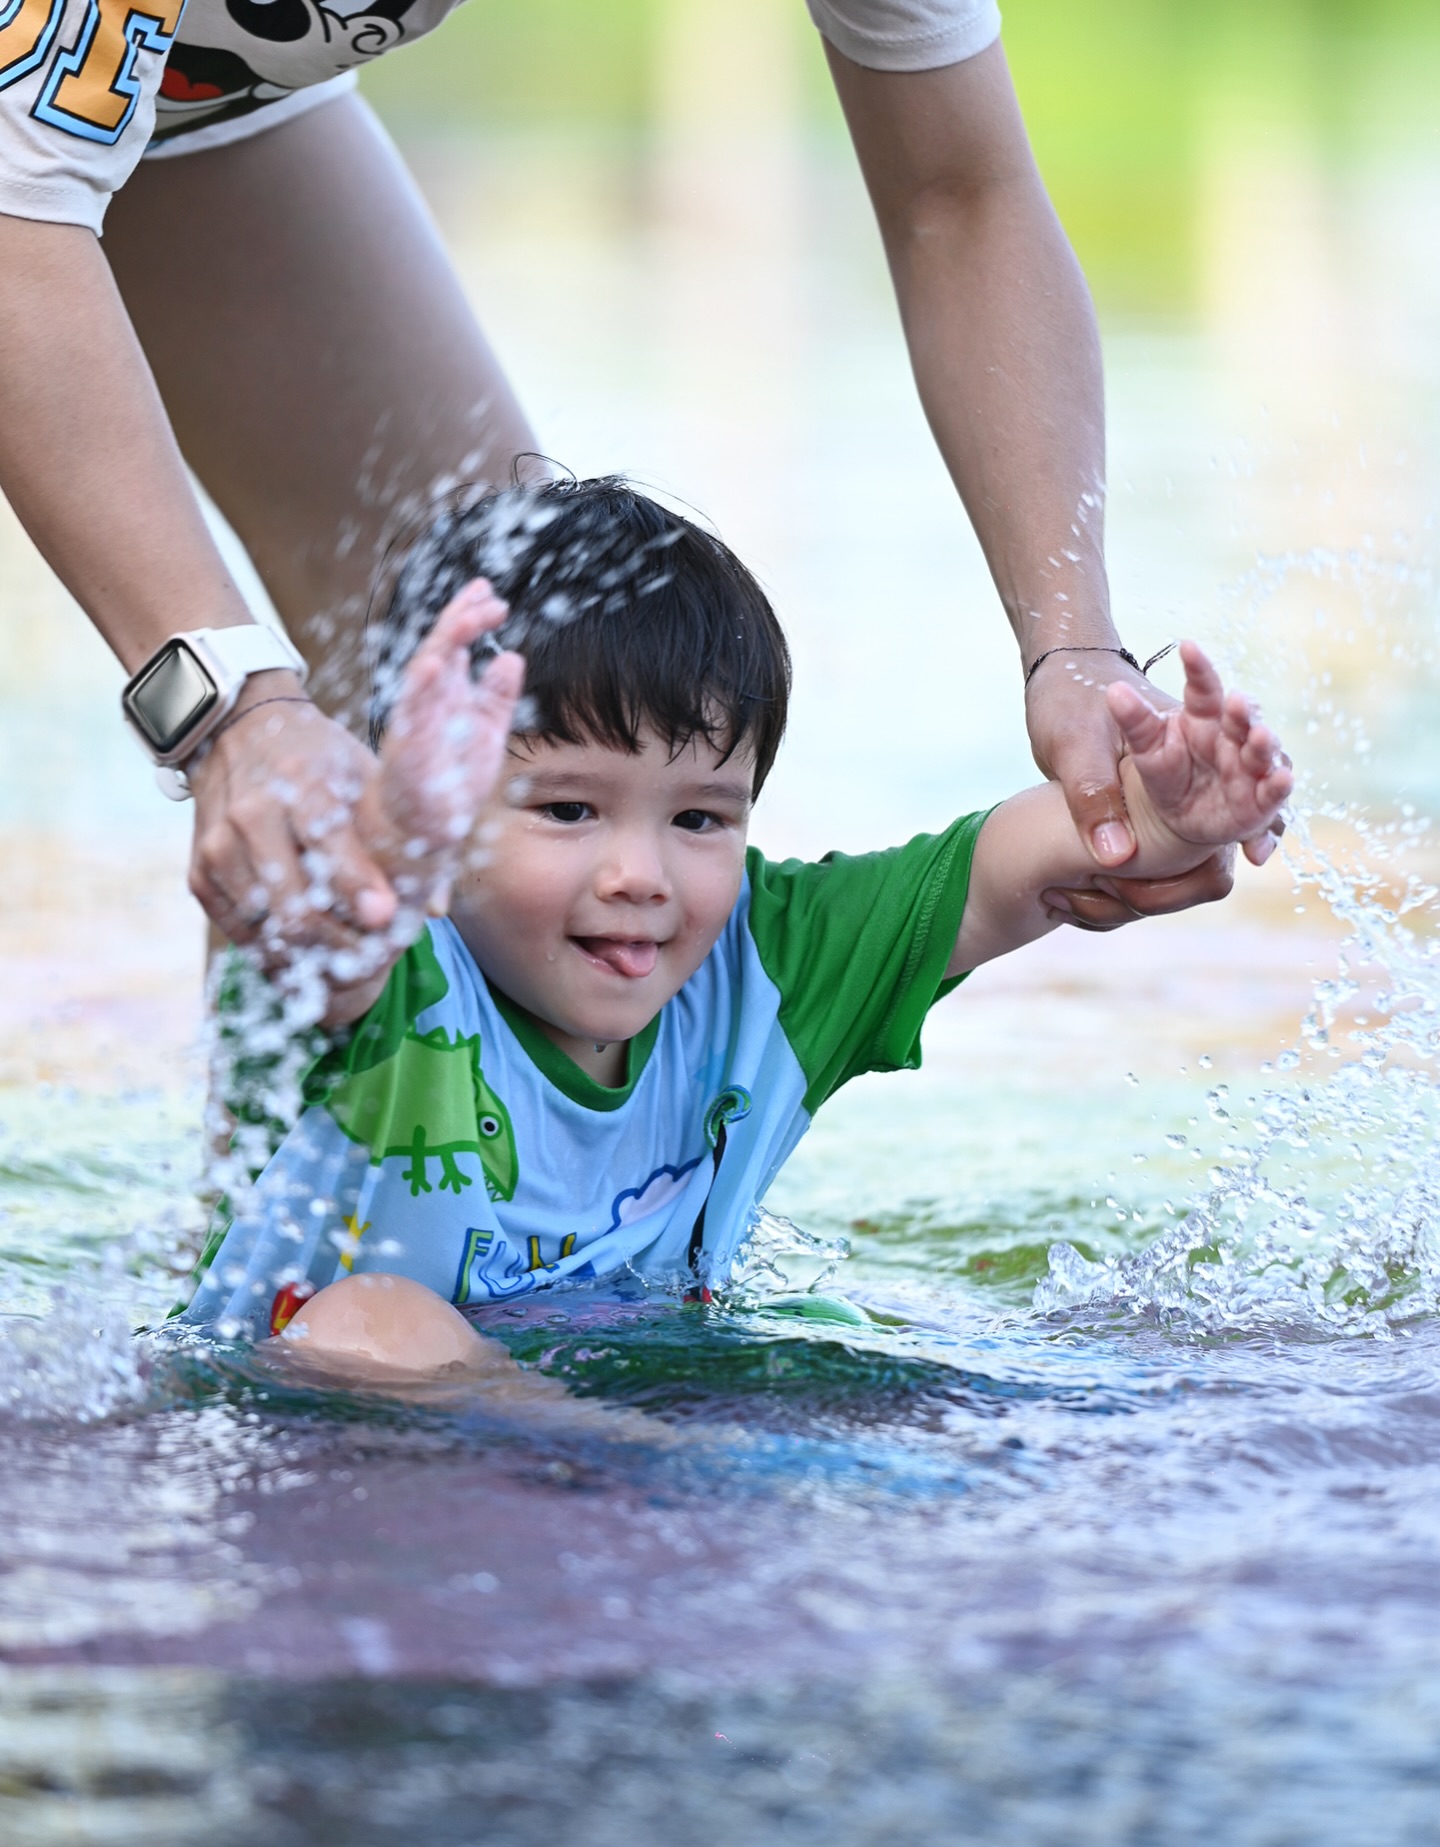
[1036,797,1440,1339]
[0,1287,148,1424]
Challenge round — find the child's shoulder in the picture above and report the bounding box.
[743,810,990,934]
[736,810,988,1014]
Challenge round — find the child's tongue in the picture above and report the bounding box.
[575,936,659,979]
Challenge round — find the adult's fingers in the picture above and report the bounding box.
[1040,886,1142,932]
[187,700,396,951]
[1042,849,1236,932]
[292,789,398,932]
[315,831,397,933]
[190,798,303,943]
[1055,761,1136,869]
[192,805,371,963]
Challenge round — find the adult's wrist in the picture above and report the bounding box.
[183,673,315,778]
[122,622,310,797]
[1024,643,1138,689]
[220,666,309,716]
[1023,642,1176,690]
[1015,608,1121,678]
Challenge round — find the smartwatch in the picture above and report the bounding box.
[121,625,309,800]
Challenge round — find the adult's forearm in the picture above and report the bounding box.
[888,174,1111,657]
[0,213,253,671]
[826,43,1115,665]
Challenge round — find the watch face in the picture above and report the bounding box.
[123,642,219,756]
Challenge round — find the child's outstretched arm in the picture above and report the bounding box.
[318,582,524,1024]
[949,642,1292,975]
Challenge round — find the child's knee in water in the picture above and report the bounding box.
[277,1271,493,1376]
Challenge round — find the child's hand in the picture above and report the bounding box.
[1107,641,1292,873]
[374,581,525,914]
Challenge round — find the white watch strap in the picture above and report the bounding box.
[194,624,308,685]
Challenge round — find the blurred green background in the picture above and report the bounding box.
[360,0,1440,319]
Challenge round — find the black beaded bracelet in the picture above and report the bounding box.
[1024,642,1175,689]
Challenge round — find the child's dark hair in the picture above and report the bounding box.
[370,476,791,793]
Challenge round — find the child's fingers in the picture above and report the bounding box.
[392,583,512,729]
[1235,712,1293,811]
[1178,640,1225,719]
[1220,688,1262,748]
[420,579,510,662]
[1257,762,1294,810]
[1242,807,1288,866]
[475,649,526,714]
[1237,714,1280,773]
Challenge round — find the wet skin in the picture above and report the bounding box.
[450,732,755,1089]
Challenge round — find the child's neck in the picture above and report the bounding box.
[517,1006,631,1087]
[561,1033,628,1088]
[482,973,637,1089]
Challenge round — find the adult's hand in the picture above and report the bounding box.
[187,683,395,961]
[1026,648,1284,929]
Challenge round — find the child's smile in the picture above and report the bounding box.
[450,729,754,1085]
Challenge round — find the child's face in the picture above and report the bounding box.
[450,728,754,1072]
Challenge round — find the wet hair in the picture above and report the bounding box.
[370,476,792,794]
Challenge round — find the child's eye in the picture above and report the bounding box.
[673,809,721,833]
[540,801,592,824]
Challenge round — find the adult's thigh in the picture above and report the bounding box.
[105,93,541,723]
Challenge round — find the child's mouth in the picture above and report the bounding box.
[571,936,661,979]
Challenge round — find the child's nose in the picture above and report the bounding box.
[596,830,671,902]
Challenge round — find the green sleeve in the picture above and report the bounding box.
[745,810,990,1114]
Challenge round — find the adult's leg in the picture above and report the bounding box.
[104,94,541,725]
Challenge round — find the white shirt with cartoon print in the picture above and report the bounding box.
[0,0,1001,234]
[182,815,984,1339]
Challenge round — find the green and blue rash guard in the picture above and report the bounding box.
[182,813,986,1338]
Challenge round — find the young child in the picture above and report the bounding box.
[181,477,1291,1377]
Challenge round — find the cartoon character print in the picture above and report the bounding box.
[451,1169,705,1307]
[450,1163,710,1307]
[602,1161,704,1237]
[450,1087,755,1307]
[322,1023,519,1203]
[452,1228,601,1306]
[152,0,426,141]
